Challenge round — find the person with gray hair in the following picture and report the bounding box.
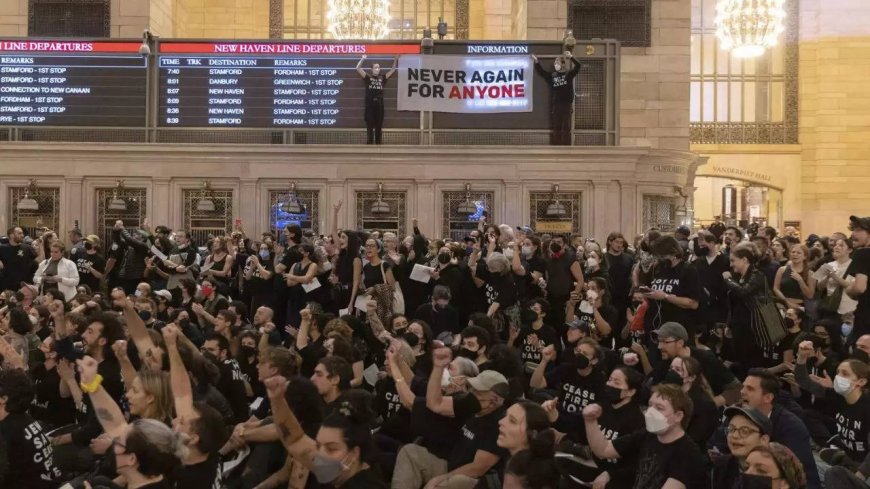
[413,284,460,340]
[469,247,519,342]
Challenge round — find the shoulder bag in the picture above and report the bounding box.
[749,273,787,348]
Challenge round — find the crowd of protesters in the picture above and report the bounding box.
[0,202,869,489]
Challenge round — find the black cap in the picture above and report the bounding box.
[850,216,870,232]
[724,406,772,436]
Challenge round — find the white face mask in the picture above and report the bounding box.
[644,406,670,434]
[503,248,514,260]
[834,375,854,395]
[521,246,533,257]
[441,367,452,388]
[554,63,562,71]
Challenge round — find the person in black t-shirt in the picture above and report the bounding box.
[846,216,870,344]
[74,235,106,293]
[30,336,75,429]
[642,235,703,342]
[509,298,560,368]
[584,383,706,489]
[0,226,37,291]
[356,54,397,145]
[532,51,582,145]
[0,368,62,489]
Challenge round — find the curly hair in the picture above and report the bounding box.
[0,368,34,413]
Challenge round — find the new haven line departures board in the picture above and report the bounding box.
[0,40,147,126]
[157,41,421,128]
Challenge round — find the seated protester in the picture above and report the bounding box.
[297,307,327,377]
[51,312,126,474]
[552,366,645,487]
[311,356,355,416]
[153,289,173,322]
[665,355,719,447]
[764,308,805,375]
[323,318,366,388]
[583,383,706,489]
[509,298,560,371]
[374,340,418,443]
[201,333,250,423]
[794,342,870,476]
[181,344,235,425]
[565,277,618,349]
[237,330,262,399]
[134,296,166,332]
[743,443,807,489]
[393,346,510,489]
[479,343,526,401]
[74,354,188,489]
[456,325,491,368]
[227,301,252,332]
[711,406,772,489]
[264,375,388,488]
[250,339,321,430]
[651,321,742,407]
[161,325,231,488]
[30,335,76,429]
[250,305,282,348]
[0,367,62,488]
[413,285,461,340]
[529,339,605,440]
[499,401,559,489]
[736,368,821,489]
[406,319,435,378]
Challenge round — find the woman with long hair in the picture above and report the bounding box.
[816,237,858,318]
[331,202,363,315]
[284,243,322,328]
[265,376,388,488]
[244,240,276,315]
[771,237,790,266]
[202,236,234,295]
[774,244,816,310]
[669,355,718,446]
[500,401,559,489]
[723,242,770,372]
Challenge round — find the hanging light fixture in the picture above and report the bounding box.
[370,182,391,215]
[546,184,567,217]
[281,181,305,214]
[327,0,391,40]
[715,0,786,59]
[457,183,477,215]
[108,180,127,211]
[196,181,216,212]
[17,180,39,211]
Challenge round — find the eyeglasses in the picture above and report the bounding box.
[726,426,760,438]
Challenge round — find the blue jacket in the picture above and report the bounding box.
[770,403,821,489]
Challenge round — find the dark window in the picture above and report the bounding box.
[29,0,111,38]
[569,0,651,48]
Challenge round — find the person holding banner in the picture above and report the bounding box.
[357,55,398,145]
[531,51,581,146]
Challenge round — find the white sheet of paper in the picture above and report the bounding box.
[339,308,350,317]
[150,245,168,261]
[301,277,321,293]
[410,263,434,283]
[363,363,380,386]
[354,294,371,311]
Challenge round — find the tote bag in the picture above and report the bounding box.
[749,275,787,348]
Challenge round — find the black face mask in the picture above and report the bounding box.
[784,317,795,329]
[852,349,870,364]
[240,345,257,358]
[602,385,624,404]
[663,370,684,386]
[438,253,451,265]
[694,245,707,257]
[738,473,774,489]
[457,347,479,360]
[520,308,539,325]
[402,332,419,348]
[550,242,562,254]
[84,242,93,251]
[571,353,590,371]
[179,318,190,329]
[640,241,650,252]
[657,258,673,271]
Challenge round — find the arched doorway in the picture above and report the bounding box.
[692,176,784,230]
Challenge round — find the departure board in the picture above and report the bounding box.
[0,40,147,126]
[157,41,421,128]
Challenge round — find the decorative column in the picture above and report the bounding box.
[151,177,171,230]
[503,181,523,227]
[269,0,284,39]
[65,177,84,238]
[239,178,259,233]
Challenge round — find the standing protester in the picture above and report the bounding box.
[531,51,582,145]
[846,216,870,344]
[0,226,37,291]
[356,54,397,145]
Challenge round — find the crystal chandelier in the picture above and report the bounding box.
[715,0,786,59]
[327,0,391,40]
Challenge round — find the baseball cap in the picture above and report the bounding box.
[849,216,870,232]
[85,234,101,245]
[652,322,688,342]
[517,225,534,235]
[567,318,591,334]
[154,290,172,301]
[724,406,772,436]
[466,370,510,399]
[676,225,691,236]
